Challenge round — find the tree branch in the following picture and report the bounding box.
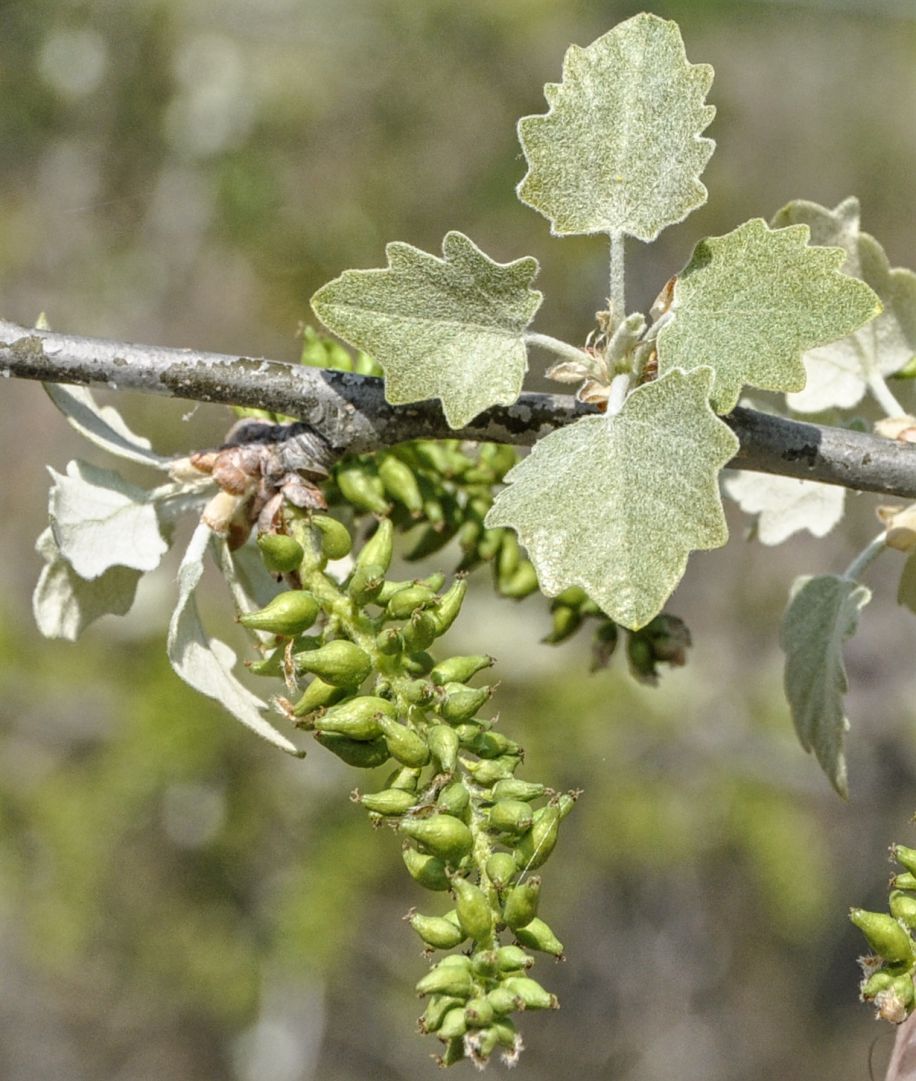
[3,319,916,499]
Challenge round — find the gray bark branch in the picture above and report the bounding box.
[3,319,916,500]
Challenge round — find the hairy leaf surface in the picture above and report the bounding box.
[311,232,541,428]
[167,524,302,756]
[781,574,871,798]
[771,198,916,413]
[516,13,715,241]
[722,471,845,545]
[657,219,882,413]
[486,368,738,629]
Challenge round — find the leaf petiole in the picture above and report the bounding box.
[844,530,888,582]
[524,332,592,366]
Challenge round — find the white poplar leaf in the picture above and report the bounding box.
[486,368,738,630]
[48,460,168,579]
[32,527,142,640]
[44,383,172,469]
[516,13,715,241]
[311,231,541,428]
[167,524,302,756]
[772,198,916,413]
[780,574,871,798]
[657,218,882,414]
[722,471,845,545]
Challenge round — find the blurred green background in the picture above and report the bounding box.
[3,1,916,1078]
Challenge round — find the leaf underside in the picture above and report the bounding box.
[486,367,739,630]
[657,218,882,414]
[516,12,715,241]
[311,231,541,429]
[780,573,871,798]
[722,471,845,546]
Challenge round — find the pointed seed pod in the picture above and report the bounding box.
[514,805,561,871]
[463,755,520,786]
[470,950,499,978]
[496,945,533,972]
[247,646,286,678]
[428,725,460,773]
[387,584,438,620]
[499,559,540,599]
[543,604,582,644]
[501,975,558,1010]
[310,514,352,560]
[314,695,396,740]
[430,654,495,687]
[438,1037,466,1067]
[469,730,521,759]
[292,677,347,717]
[861,970,896,1000]
[402,610,439,653]
[503,876,541,930]
[895,873,916,891]
[488,799,534,837]
[430,578,468,636]
[497,530,520,580]
[336,464,389,515]
[402,679,437,706]
[314,732,390,768]
[376,627,403,655]
[437,1007,469,1041]
[386,766,422,793]
[402,846,450,892]
[436,781,470,818]
[513,916,564,957]
[489,779,546,803]
[378,454,424,514]
[403,651,435,676]
[890,890,916,930]
[257,533,305,573]
[451,875,495,944]
[356,517,394,573]
[454,721,488,744]
[849,909,912,963]
[420,994,464,1034]
[485,985,519,1017]
[399,815,473,864]
[239,590,319,636]
[895,845,916,877]
[409,912,467,950]
[347,562,386,606]
[485,852,518,891]
[440,685,492,724]
[294,639,372,687]
[377,715,430,768]
[415,960,474,998]
[359,788,416,816]
[464,997,495,1028]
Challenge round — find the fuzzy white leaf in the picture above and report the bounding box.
[166,524,302,756]
[48,460,168,579]
[722,471,845,545]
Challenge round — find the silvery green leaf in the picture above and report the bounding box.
[311,231,541,428]
[722,471,845,545]
[771,198,916,413]
[516,13,715,241]
[657,218,882,414]
[48,460,168,578]
[167,524,303,756]
[780,574,871,798]
[898,550,916,615]
[44,383,172,469]
[32,527,142,640]
[486,367,738,629]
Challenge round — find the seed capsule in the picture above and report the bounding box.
[514,805,561,871]
[861,970,896,1000]
[239,590,319,636]
[500,975,557,1010]
[451,875,494,944]
[402,846,450,892]
[543,604,582,644]
[469,730,521,759]
[386,766,422,793]
[294,640,372,687]
[437,1007,468,1040]
[409,912,467,950]
[314,732,390,768]
[347,562,386,606]
[428,725,460,773]
[440,685,491,724]
[403,651,435,676]
[895,845,916,877]
[356,517,394,574]
[376,715,430,768]
[402,680,437,706]
[485,852,518,891]
[375,627,403,655]
[436,781,470,818]
[850,908,915,963]
[489,779,546,803]
[485,985,519,1016]
[497,530,521,580]
[462,755,520,786]
[430,654,495,686]
[513,916,564,958]
[895,873,916,891]
[438,1037,466,1067]
[387,584,439,620]
[890,891,916,930]
[401,611,439,653]
[336,464,389,515]
[257,533,305,574]
[359,788,416,816]
[378,454,424,514]
[499,559,540,599]
[470,950,499,978]
[431,578,467,636]
[464,997,495,1027]
[495,945,533,972]
[314,696,397,740]
[399,815,473,864]
[503,876,541,930]
[415,960,474,998]
[291,677,347,717]
[310,514,352,560]
[420,995,464,1033]
[488,800,534,837]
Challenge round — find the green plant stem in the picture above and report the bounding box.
[524,332,592,365]
[609,230,626,321]
[844,530,888,582]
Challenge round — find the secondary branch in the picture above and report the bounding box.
[3,319,916,500]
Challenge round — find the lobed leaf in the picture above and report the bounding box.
[780,574,871,798]
[486,368,738,629]
[311,231,541,428]
[722,471,845,545]
[656,218,882,414]
[516,13,715,241]
[771,198,916,413]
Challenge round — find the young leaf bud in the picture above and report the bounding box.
[436,781,471,818]
[402,846,450,892]
[850,908,914,964]
[428,725,460,773]
[513,916,564,958]
[356,517,394,574]
[314,732,391,768]
[239,590,319,636]
[488,799,534,837]
[310,514,352,560]
[314,696,397,740]
[294,640,372,687]
[430,654,495,687]
[257,533,305,574]
[451,875,495,944]
[500,975,558,1010]
[399,815,473,864]
[291,677,347,717]
[408,912,468,951]
[379,454,424,514]
[503,876,541,930]
[376,715,431,768]
[485,852,518,891]
[336,465,389,515]
[359,788,416,816]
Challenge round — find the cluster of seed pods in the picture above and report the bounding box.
[240,505,576,1067]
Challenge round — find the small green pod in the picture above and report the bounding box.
[256,533,305,574]
[895,873,916,891]
[409,912,467,950]
[401,611,439,653]
[497,530,521,581]
[503,876,541,930]
[436,1007,468,1041]
[891,973,916,1011]
[488,799,534,837]
[428,725,460,773]
[498,559,540,599]
[464,997,495,1028]
[356,517,394,574]
[314,695,396,740]
[891,890,916,930]
[463,755,520,787]
[314,732,390,768]
[403,651,435,676]
[895,845,916,878]
[543,604,582,644]
[336,464,389,515]
[861,970,896,1000]
[310,514,352,560]
[415,961,474,999]
[468,730,521,759]
[554,585,587,607]
[402,679,437,706]
[385,766,422,793]
[454,721,489,744]
[513,916,564,958]
[438,1037,466,1067]
[489,779,547,803]
[439,685,492,724]
[485,985,519,1017]
[430,578,468,636]
[347,562,386,606]
[495,945,533,972]
[376,715,431,768]
[291,677,347,717]
[451,876,494,945]
[501,975,558,1010]
[386,584,438,620]
[850,908,915,963]
[239,590,319,636]
[378,454,424,514]
[399,815,473,864]
[359,788,416,816]
[402,846,450,892]
[477,528,503,562]
[294,639,372,687]
[514,805,561,871]
[470,950,499,978]
[485,852,518,891]
[436,781,470,818]
[247,646,286,678]
[430,654,495,687]
[375,627,403,655]
[420,994,464,1034]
